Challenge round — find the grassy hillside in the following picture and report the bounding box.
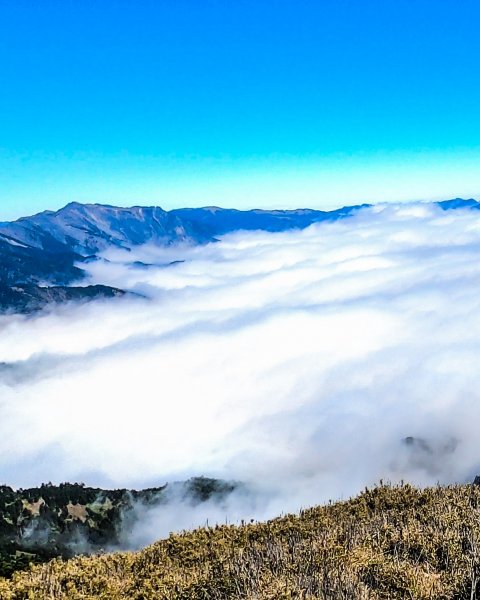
[1,483,480,599]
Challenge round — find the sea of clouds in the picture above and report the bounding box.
[1,201,480,544]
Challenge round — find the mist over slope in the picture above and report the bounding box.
[0,478,236,577]
[0,198,477,312]
[0,200,369,311]
[2,200,480,544]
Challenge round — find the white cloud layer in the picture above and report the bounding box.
[2,202,480,538]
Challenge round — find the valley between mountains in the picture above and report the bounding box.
[0,198,475,313]
[1,199,480,598]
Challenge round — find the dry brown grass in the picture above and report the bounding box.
[2,483,480,599]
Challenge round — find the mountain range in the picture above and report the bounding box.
[0,198,477,313]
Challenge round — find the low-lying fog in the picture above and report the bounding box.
[2,202,480,545]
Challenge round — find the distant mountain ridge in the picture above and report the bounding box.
[0,202,214,256]
[0,202,215,312]
[0,198,477,313]
[170,203,371,234]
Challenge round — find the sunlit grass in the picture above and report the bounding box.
[2,483,480,598]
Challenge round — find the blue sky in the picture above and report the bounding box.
[1,0,480,219]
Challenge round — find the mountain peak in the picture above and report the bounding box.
[3,202,214,257]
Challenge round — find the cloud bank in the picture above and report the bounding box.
[2,202,480,539]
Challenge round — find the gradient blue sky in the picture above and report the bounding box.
[1,0,480,219]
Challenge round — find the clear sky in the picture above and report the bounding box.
[1,0,480,219]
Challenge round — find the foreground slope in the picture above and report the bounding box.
[2,483,480,599]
